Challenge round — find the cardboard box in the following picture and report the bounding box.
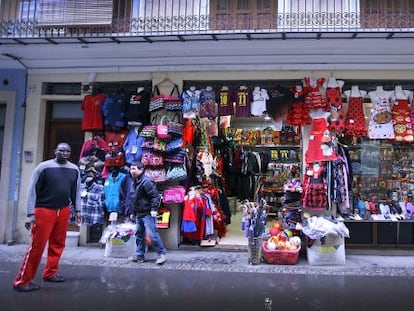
[306,234,345,266]
[104,235,136,258]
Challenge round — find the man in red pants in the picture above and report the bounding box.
[12,142,81,292]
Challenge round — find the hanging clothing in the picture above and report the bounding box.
[218,88,234,116]
[391,98,413,142]
[306,110,337,163]
[101,92,128,129]
[103,170,126,212]
[302,163,328,210]
[122,129,144,164]
[234,87,252,117]
[80,181,105,225]
[304,77,326,110]
[344,96,367,137]
[368,94,394,139]
[126,90,150,125]
[81,93,106,131]
[250,87,269,117]
[326,86,345,133]
[285,86,311,126]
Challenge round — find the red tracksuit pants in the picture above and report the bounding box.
[13,206,70,287]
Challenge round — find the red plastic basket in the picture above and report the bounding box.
[262,241,300,265]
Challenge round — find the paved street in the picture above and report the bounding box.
[1,244,414,310]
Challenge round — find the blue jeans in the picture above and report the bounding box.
[135,215,166,259]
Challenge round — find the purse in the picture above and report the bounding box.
[141,151,164,166]
[150,84,182,112]
[166,138,183,152]
[140,125,157,138]
[167,113,184,136]
[166,164,187,181]
[163,186,186,203]
[164,149,186,164]
[156,115,171,139]
[144,167,166,183]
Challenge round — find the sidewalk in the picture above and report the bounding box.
[2,243,414,277]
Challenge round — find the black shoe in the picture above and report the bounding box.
[43,274,65,283]
[13,282,41,292]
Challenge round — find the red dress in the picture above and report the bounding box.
[285,86,311,126]
[344,96,367,137]
[306,111,337,163]
[326,86,345,133]
[304,77,326,110]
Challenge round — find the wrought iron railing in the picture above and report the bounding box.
[1,0,414,39]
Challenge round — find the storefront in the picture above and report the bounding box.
[71,74,414,251]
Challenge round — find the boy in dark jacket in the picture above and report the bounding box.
[128,161,166,264]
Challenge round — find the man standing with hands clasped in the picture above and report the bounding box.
[12,142,81,292]
[128,161,167,265]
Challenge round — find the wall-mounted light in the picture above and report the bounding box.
[23,150,33,163]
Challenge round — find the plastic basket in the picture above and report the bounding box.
[262,241,300,265]
[247,237,262,265]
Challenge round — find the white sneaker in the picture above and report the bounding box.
[155,254,166,265]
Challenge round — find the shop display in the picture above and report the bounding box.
[78,78,414,253]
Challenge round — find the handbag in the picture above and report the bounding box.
[140,125,157,138]
[163,186,186,203]
[167,113,184,137]
[150,84,182,112]
[141,151,164,166]
[166,137,183,152]
[166,164,187,181]
[144,167,166,183]
[156,115,171,139]
[164,149,186,163]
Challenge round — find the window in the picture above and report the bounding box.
[210,0,278,30]
[360,0,414,29]
[36,0,114,26]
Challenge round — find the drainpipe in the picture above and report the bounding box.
[1,53,27,245]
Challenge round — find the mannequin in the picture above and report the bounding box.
[205,86,213,91]
[137,87,144,94]
[344,85,367,99]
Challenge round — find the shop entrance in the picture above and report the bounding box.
[45,101,83,231]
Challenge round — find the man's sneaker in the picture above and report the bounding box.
[155,254,166,265]
[130,255,145,264]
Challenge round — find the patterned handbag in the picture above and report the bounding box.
[167,113,184,137]
[166,164,187,181]
[144,167,166,183]
[141,151,164,166]
[166,137,183,152]
[150,84,182,112]
[164,149,186,164]
[140,125,157,138]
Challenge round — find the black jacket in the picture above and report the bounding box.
[130,174,161,217]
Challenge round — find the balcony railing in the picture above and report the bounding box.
[1,0,414,39]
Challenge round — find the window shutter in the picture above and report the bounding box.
[37,0,113,26]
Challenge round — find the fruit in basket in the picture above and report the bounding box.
[267,240,277,250]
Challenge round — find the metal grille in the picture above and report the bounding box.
[1,0,414,38]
